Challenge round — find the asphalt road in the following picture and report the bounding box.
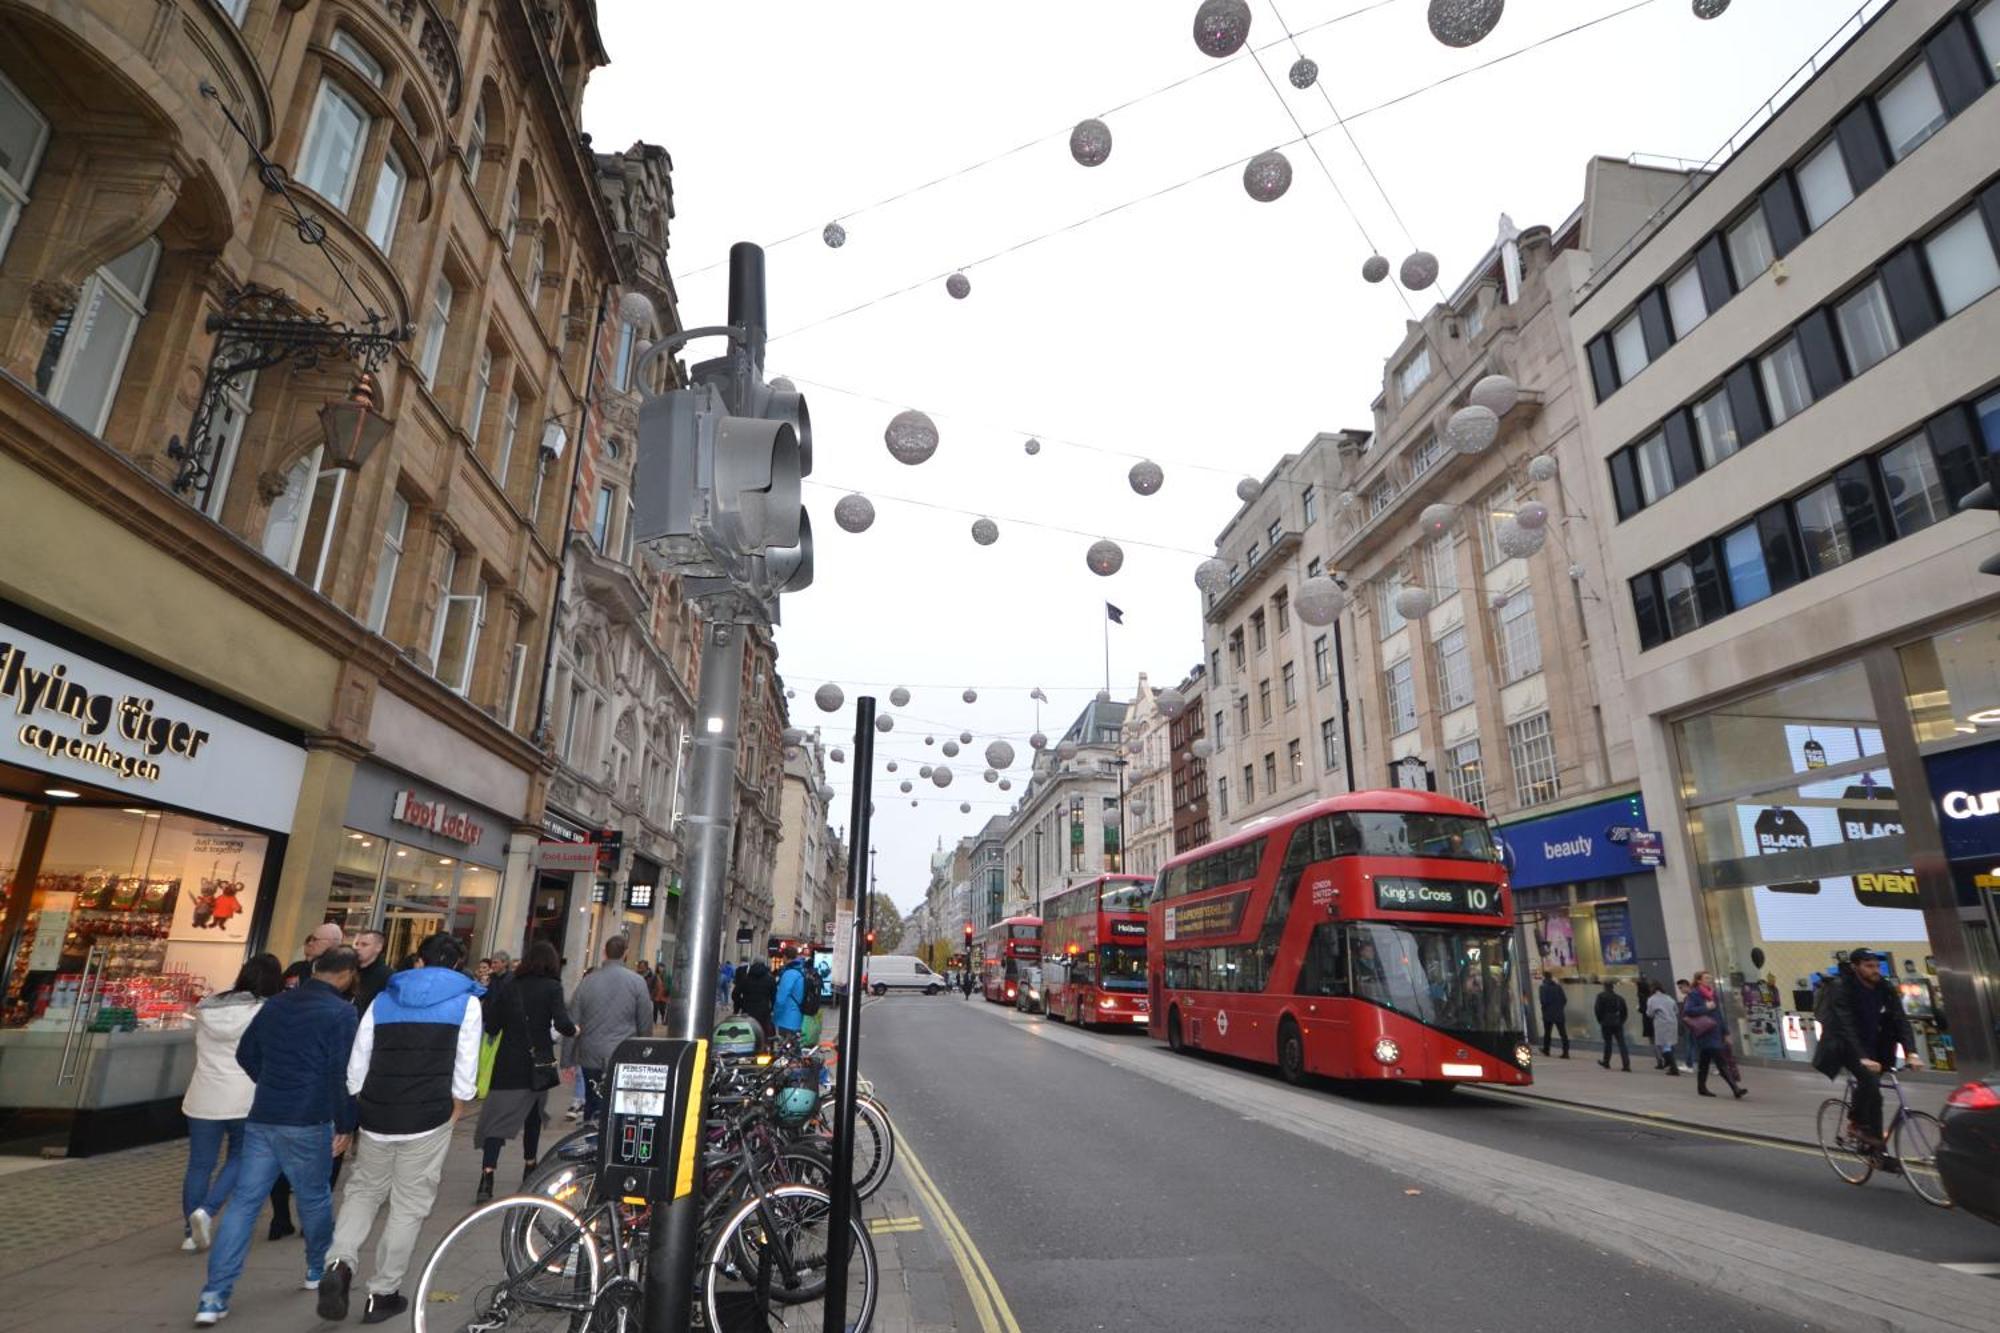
[861,994,1823,1333]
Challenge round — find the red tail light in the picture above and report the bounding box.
[1946,1081,2000,1111]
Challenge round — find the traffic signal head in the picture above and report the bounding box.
[963,922,974,941]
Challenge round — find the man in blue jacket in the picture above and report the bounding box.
[319,931,483,1324]
[196,946,361,1326]
[772,948,808,1048]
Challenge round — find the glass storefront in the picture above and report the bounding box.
[325,829,499,966]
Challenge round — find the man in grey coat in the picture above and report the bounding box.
[569,936,654,1122]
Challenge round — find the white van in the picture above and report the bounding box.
[865,955,946,995]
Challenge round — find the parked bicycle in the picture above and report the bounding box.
[1815,1070,1950,1207]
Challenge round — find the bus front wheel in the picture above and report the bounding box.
[1278,1018,1307,1086]
[1166,1008,1185,1054]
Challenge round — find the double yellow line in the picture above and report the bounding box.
[898,1136,1023,1333]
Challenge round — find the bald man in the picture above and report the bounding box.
[284,922,347,990]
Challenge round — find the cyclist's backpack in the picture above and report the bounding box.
[798,968,824,1017]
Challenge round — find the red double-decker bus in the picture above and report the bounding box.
[1147,790,1531,1087]
[1042,874,1152,1028]
[979,915,1040,1004]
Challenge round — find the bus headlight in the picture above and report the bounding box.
[1099,997,1118,1010]
[1373,1038,1401,1066]
[1514,1043,1534,1069]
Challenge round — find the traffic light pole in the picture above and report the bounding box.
[823,695,877,1326]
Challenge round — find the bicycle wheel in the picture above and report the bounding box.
[1816,1097,1874,1186]
[852,1095,896,1201]
[1891,1110,1952,1208]
[414,1195,602,1333]
[702,1185,876,1333]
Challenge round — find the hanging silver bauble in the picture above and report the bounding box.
[890,686,911,707]
[830,748,845,763]
[885,409,939,465]
[1070,118,1112,167]
[1195,559,1232,594]
[1236,478,1261,502]
[960,730,973,743]
[960,802,972,813]
[833,493,876,533]
[1029,731,1048,751]
[983,769,998,783]
[1488,590,1510,611]
[1024,438,1041,456]
[1394,586,1434,619]
[1191,737,1217,758]
[946,272,971,300]
[985,740,1016,769]
[1288,56,1319,89]
[1193,0,1252,57]
[962,691,977,707]
[1469,373,1520,416]
[782,727,807,746]
[1693,0,1729,17]
[910,800,919,807]
[814,682,845,712]
[1494,519,1546,559]
[1444,405,1500,455]
[885,760,898,772]
[819,783,835,803]
[920,765,933,779]
[1419,503,1456,538]
[1086,540,1125,576]
[1296,575,1348,626]
[1400,250,1441,290]
[877,715,895,732]
[999,779,1012,791]
[899,781,911,793]
[942,740,960,757]
[924,735,935,746]
[823,221,847,248]
[971,518,999,546]
[1362,254,1391,284]
[1056,740,1079,760]
[1129,460,1164,495]
[1243,150,1293,203]
[1157,687,1187,720]
[1514,500,1550,531]
[1428,0,1505,48]
[932,766,954,788]
[1527,454,1559,483]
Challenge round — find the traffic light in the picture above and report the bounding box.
[962,922,974,944]
[1959,454,2000,576]
[865,930,877,951]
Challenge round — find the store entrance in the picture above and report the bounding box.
[526,873,575,966]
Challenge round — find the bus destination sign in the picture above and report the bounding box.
[1373,877,1504,916]
[1163,891,1249,942]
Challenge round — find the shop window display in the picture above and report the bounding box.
[322,828,498,964]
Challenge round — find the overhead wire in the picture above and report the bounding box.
[800,477,1216,559]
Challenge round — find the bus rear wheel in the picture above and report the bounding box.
[1166,1008,1185,1053]
[1278,1018,1306,1086]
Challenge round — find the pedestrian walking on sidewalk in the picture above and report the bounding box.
[476,941,576,1201]
[1646,983,1682,1074]
[571,936,654,1122]
[192,947,361,1327]
[736,958,777,1033]
[271,922,351,1241]
[318,932,483,1325]
[1683,971,1745,1099]
[720,959,737,1011]
[180,954,283,1253]
[772,947,809,1051]
[1594,980,1631,1071]
[1674,978,1696,1070]
[1811,947,1920,1149]
[960,968,976,1000]
[1538,972,1570,1058]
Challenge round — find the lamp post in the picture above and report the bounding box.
[1111,756,1129,875]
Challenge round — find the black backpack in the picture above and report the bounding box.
[798,967,823,1016]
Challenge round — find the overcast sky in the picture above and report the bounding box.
[585,0,1868,912]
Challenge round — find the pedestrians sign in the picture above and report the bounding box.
[1628,830,1665,866]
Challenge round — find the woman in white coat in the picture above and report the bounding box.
[179,953,283,1250]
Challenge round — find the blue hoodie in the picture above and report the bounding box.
[773,961,807,1033]
[236,978,359,1131]
[353,966,484,1136]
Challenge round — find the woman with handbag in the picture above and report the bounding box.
[1682,970,1746,1099]
[474,941,576,1202]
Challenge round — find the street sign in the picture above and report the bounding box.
[1628,830,1665,866]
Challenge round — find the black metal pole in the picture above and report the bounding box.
[1331,613,1358,786]
[823,696,876,1327]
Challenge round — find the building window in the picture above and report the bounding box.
[1396,345,1432,401]
[495,392,521,489]
[296,80,368,209]
[1876,59,1947,162]
[1306,556,1323,579]
[1507,712,1560,808]
[1878,433,1948,538]
[1301,483,1318,525]
[1210,648,1221,679]
[465,102,486,179]
[1377,573,1407,638]
[1386,658,1417,736]
[1721,522,1771,609]
[1834,279,1899,375]
[1659,558,1702,637]
[40,237,161,436]
[1795,137,1853,230]
[504,178,523,252]
[1273,590,1289,634]
[1246,542,1260,568]
[1257,679,1272,723]
[1423,532,1455,594]
[0,71,50,263]
[1634,430,1675,506]
[1320,718,1340,771]
[1477,487,1517,569]
[1287,740,1303,784]
[329,30,386,87]
[1266,519,1282,547]
[1236,694,1250,735]
[365,492,409,633]
[1410,433,1444,477]
[1758,337,1812,426]
[1610,310,1649,383]
[1368,479,1396,517]
[260,449,317,573]
[1217,777,1229,819]
[1923,209,2000,318]
[1434,626,1472,712]
[1251,608,1267,652]
[1313,634,1331,687]
[1445,739,1484,808]
[1664,262,1706,339]
[614,320,638,391]
[1214,709,1226,744]
[1463,301,1485,340]
[1243,764,1255,802]
[1263,752,1278,793]
[418,273,453,383]
[1497,590,1540,682]
[1725,208,1774,288]
[1691,386,1739,469]
[1229,627,1245,671]
[364,151,406,250]
[1281,661,1297,709]
[1976,0,2000,70]
[202,371,256,520]
[467,346,494,441]
[1793,479,1854,575]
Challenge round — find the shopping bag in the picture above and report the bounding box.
[476,1032,500,1099]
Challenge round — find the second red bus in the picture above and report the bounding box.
[980,915,1041,1004]
[1042,873,1152,1028]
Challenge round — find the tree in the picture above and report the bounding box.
[866,892,904,953]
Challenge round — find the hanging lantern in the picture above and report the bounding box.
[1418,502,1456,538]
[317,374,392,471]
[1086,539,1125,576]
[877,715,895,732]
[814,683,844,712]
[1157,687,1187,719]
[1514,500,1549,531]
[1394,586,1434,619]
[1469,373,1520,416]
[1024,438,1041,456]
[943,740,960,757]
[1030,731,1048,751]
[971,518,999,546]
[1428,0,1505,48]
[946,273,971,300]
[985,740,1016,769]
[1070,118,1112,167]
[1296,575,1348,626]
[1129,460,1165,495]
[1400,250,1441,290]
[1527,454,1559,483]
[1192,737,1217,758]
[823,221,847,248]
[1288,56,1319,89]
[1236,478,1261,502]
[834,493,876,533]
[1194,559,1232,594]
[1494,519,1546,559]
[1693,0,1730,17]
[1193,0,1252,57]
[890,687,912,707]
[1444,404,1499,455]
[1243,151,1293,203]
[885,409,939,465]
[933,766,954,788]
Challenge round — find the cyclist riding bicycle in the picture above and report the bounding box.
[1812,947,1920,1150]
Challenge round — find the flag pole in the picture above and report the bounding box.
[1103,611,1110,695]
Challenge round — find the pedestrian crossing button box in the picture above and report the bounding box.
[594,1037,703,1206]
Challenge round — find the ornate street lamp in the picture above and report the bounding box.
[315,372,393,471]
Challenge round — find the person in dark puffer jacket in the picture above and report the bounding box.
[316,931,483,1325]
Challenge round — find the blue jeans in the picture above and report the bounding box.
[582,1068,603,1122]
[201,1122,336,1306]
[183,1117,245,1222]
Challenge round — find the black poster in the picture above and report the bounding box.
[1755,807,1818,895]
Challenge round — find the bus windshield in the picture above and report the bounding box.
[1341,812,1497,862]
[1099,943,1146,991]
[1349,923,1516,1034]
[1008,924,1039,940]
[1101,881,1153,913]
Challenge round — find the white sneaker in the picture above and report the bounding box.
[181,1234,198,1252]
[190,1208,213,1251]
[301,1276,321,1291]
